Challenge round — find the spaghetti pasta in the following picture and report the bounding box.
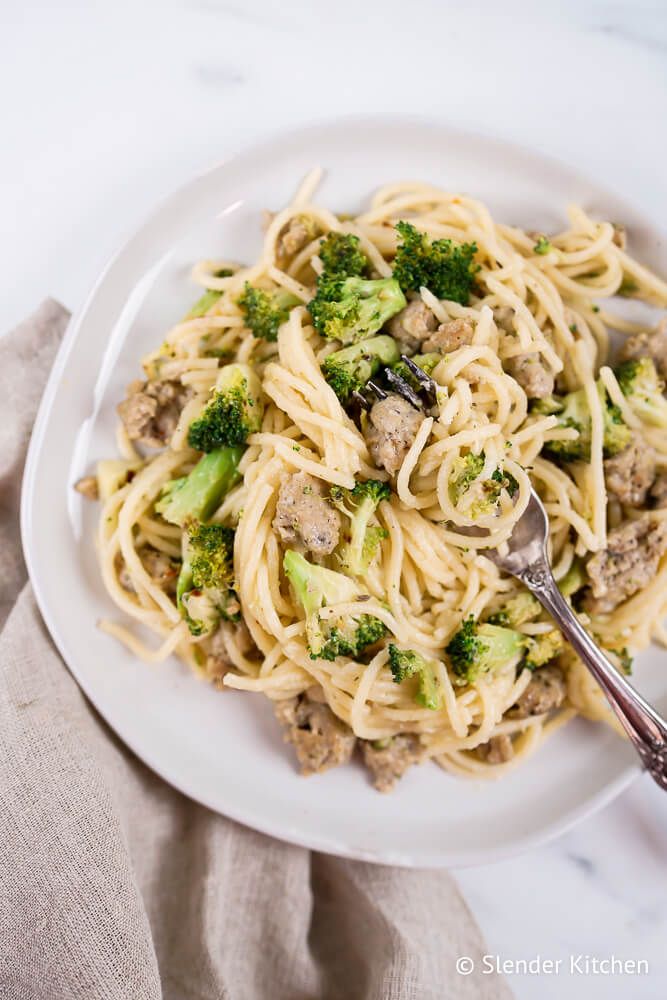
[89,172,667,790]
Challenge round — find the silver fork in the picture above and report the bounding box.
[368,357,667,787]
[486,489,667,790]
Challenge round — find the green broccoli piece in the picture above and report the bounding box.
[329,479,391,575]
[238,283,300,341]
[544,382,631,462]
[185,289,222,319]
[317,231,369,278]
[617,277,639,298]
[487,592,541,628]
[283,550,385,659]
[448,452,518,516]
[533,236,552,255]
[558,558,587,598]
[387,644,442,710]
[601,391,634,454]
[607,646,633,675]
[322,335,400,404]
[184,269,234,320]
[446,615,564,684]
[525,629,564,669]
[448,453,485,504]
[155,446,244,527]
[615,357,667,428]
[188,363,264,452]
[392,221,478,304]
[317,613,388,662]
[309,274,406,344]
[530,395,565,416]
[445,616,529,684]
[309,231,405,343]
[177,522,237,636]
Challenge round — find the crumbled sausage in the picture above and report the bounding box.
[273,472,341,555]
[604,437,656,507]
[74,475,99,500]
[141,548,179,594]
[422,317,475,354]
[116,547,179,595]
[617,319,667,379]
[585,515,667,614]
[650,474,667,509]
[506,352,555,398]
[277,216,313,264]
[117,379,192,447]
[494,306,516,333]
[387,299,438,352]
[118,561,135,593]
[477,733,515,764]
[205,620,258,684]
[365,393,424,476]
[361,734,423,792]
[274,692,356,775]
[509,665,567,719]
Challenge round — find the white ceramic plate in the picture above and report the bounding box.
[21,117,667,867]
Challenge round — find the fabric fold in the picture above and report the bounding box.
[0,303,511,1000]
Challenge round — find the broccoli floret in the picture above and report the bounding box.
[487,592,541,628]
[544,382,631,462]
[448,453,485,504]
[445,616,529,684]
[309,274,406,344]
[602,391,634,455]
[308,232,406,344]
[238,283,300,341]
[607,646,633,675]
[558,558,587,598]
[283,549,385,659]
[155,446,244,527]
[177,523,237,636]
[533,236,552,255]
[531,395,564,416]
[188,363,264,452]
[322,335,400,404]
[387,644,442,710]
[615,357,667,428]
[317,231,369,278]
[392,221,478,304]
[542,389,590,462]
[448,452,518,517]
[317,613,388,661]
[329,479,391,575]
[446,615,564,683]
[525,629,564,669]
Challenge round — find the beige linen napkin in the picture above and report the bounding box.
[0,301,512,1000]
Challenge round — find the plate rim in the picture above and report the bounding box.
[20,114,644,868]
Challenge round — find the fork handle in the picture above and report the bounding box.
[519,561,667,791]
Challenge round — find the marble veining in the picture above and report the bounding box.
[2,2,667,997]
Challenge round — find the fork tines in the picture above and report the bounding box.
[366,380,388,400]
[359,356,438,412]
[384,369,423,409]
[399,355,437,402]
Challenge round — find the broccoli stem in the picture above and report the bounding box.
[156,446,244,527]
[185,289,222,320]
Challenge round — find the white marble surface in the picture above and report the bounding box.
[3,1,667,995]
